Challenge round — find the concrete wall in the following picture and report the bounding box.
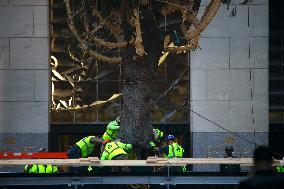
[190,0,269,170]
[0,0,49,155]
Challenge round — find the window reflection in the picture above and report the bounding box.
[50,1,190,124]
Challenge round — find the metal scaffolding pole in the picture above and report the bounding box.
[0,175,246,186]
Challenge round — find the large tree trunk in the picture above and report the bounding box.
[118,9,163,148]
[118,0,202,149]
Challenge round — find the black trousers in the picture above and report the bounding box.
[112,154,129,172]
[67,145,82,159]
[67,145,84,173]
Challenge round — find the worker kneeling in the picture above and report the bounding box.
[68,136,102,159]
[25,164,58,174]
[101,139,132,172]
[67,136,102,173]
[24,148,58,174]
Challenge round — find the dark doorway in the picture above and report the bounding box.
[269,0,284,159]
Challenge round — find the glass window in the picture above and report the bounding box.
[50,1,190,124]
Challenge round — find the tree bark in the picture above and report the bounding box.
[118,9,163,148]
[118,0,202,149]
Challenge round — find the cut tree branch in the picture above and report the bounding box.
[186,0,222,40]
[88,36,127,49]
[164,35,199,53]
[164,0,220,53]
[65,0,122,64]
[186,13,200,27]
[93,9,124,42]
[133,8,146,56]
[82,0,128,48]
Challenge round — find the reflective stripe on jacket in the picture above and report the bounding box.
[102,129,118,141]
[25,165,58,173]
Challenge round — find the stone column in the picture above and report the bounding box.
[0,0,49,157]
[190,0,269,171]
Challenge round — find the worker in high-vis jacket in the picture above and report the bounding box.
[100,139,132,172]
[25,164,58,174]
[158,135,184,158]
[276,165,284,173]
[67,136,103,159]
[150,128,164,148]
[24,148,58,174]
[102,118,120,142]
[100,140,132,160]
[275,157,284,173]
[155,135,186,172]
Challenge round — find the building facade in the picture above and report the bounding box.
[0,0,269,171]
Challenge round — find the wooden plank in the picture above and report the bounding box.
[0,158,283,167]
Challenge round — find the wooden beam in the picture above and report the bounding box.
[0,158,283,167]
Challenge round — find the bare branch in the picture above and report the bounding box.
[186,13,200,27]
[81,0,128,48]
[160,0,195,16]
[163,35,171,49]
[165,35,199,53]
[65,0,122,64]
[163,0,220,53]
[81,2,127,48]
[90,13,112,34]
[70,6,85,20]
[93,9,124,41]
[89,50,122,64]
[186,0,222,40]
[158,0,193,9]
[88,36,127,49]
[161,5,183,16]
[133,8,146,56]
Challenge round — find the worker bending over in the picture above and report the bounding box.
[100,139,132,172]
[25,164,58,174]
[67,136,102,159]
[155,135,184,158]
[24,148,58,174]
[155,135,186,172]
[100,139,132,160]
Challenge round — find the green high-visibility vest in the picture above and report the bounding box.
[150,129,164,147]
[101,141,132,160]
[25,165,58,173]
[46,165,58,173]
[276,166,284,173]
[153,128,164,140]
[76,136,96,158]
[166,143,184,158]
[102,129,118,141]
